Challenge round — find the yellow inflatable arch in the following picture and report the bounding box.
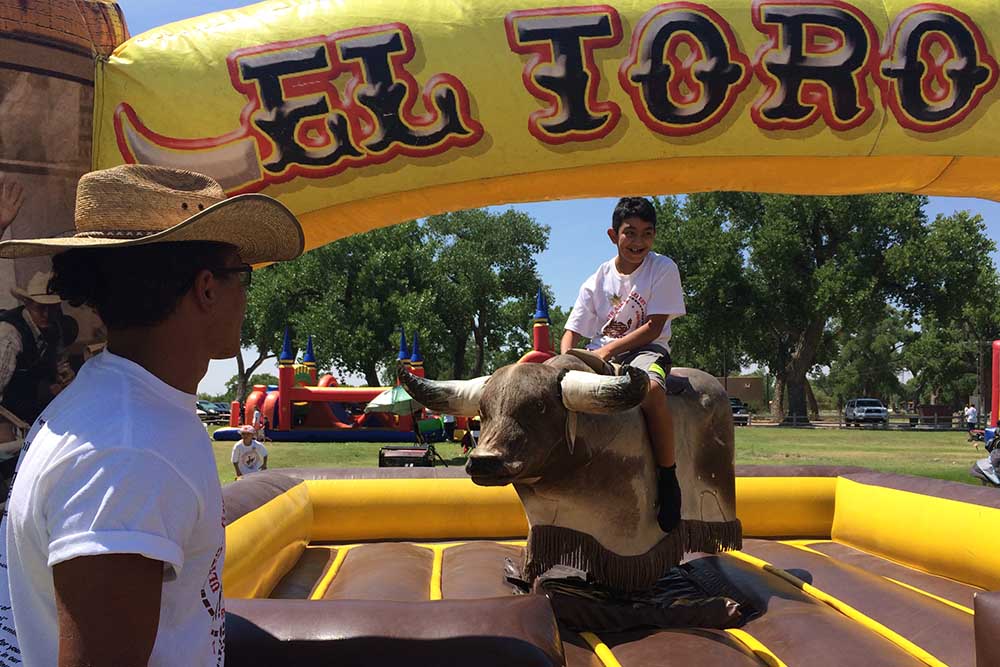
[97,0,1000,252]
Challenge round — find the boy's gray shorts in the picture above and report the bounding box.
[613,344,672,390]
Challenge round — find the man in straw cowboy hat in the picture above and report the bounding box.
[0,164,303,666]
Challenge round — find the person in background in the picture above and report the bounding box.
[965,403,978,431]
[0,272,74,428]
[231,424,268,479]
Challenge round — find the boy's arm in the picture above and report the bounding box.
[261,455,268,471]
[560,329,584,354]
[233,462,241,478]
[592,315,669,361]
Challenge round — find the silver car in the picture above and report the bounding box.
[845,398,889,426]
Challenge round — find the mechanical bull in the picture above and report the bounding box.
[401,352,741,592]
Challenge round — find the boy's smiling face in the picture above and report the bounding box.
[608,216,656,271]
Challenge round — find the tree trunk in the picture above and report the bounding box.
[472,316,485,377]
[805,379,820,419]
[784,373,809,425]
[236,350,247,405]
[364,362,379,387]
[771,375,785,419]
[781,317,826,425]
[237,348,272,404]
[451,336,467,380]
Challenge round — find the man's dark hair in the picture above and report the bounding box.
[611,197,657,233]
[50,241,236,329]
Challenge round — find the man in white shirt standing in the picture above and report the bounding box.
[561,197,686,535]
[0,165,303,667]
[232,425,268,479]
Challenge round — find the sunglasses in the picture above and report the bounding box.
[212,264,253,288]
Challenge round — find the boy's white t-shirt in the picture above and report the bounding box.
[0,351,226,667]
[231,441,268,475]
[566,252,686,351]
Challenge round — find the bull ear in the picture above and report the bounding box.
[559,367,647,414]
[398,365,489,416]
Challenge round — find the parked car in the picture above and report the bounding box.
[729,397,750,426]
[844,398,888,426]
[196,400,229,424]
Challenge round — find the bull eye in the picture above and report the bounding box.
[535,400,546,414]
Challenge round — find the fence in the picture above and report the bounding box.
[746,412,975,430]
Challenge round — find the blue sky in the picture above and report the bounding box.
[116,1,1000,394]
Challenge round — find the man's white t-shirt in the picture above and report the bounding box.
[0,351,225,667]
[968,407,978,423]
[231,441,267,475]
[566,252,686,351]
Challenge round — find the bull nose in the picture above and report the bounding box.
[466,454,505,477]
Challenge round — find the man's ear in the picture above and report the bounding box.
[607,228,617,244]
[190,268,218,312]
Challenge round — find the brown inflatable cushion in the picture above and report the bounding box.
[225,596,565,666]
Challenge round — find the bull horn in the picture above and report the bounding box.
[559,367,648,414]
[398,366,489,416]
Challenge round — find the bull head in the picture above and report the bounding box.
[399,364,647,485]
[398,365,648,416]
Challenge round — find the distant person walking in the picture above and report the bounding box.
[965,404,978,431]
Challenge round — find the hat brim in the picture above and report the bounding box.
[11,288,61,305]
[0,194,305,264]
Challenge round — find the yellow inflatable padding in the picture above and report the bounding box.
[97,0,1000,253]
[831,477,1000,590]
[307,478,528,542]
[224,481,312,598]
[736,477,837,538]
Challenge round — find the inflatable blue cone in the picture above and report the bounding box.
[397,329,409,361]
[410,331,423,364]
[534,288,550,323]
[303,335,316,364]
[279,327,295,365]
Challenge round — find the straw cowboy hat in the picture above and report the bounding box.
[10,271,60,305]
[0,164,304,263]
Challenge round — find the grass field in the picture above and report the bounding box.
[211,426,985,487]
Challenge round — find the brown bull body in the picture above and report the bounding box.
[401,352,741,592]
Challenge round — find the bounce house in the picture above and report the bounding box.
[216,290,558,443]
[214,329,427,442]
[11,0,1000,665]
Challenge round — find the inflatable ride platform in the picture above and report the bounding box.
[223,466,999,666]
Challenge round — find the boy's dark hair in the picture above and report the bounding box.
[611,197,657,233]
[50,241,236,329]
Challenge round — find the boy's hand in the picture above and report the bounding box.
[593,346,614,361]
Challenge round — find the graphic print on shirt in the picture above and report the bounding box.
[600,290,647,340]
[239,450,259,471]
[201,544,225,666]
[0,418,43,666]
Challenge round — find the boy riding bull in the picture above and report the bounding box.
[561,196,685,533]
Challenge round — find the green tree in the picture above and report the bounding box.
[235,258,325,403]
[891,211,1000,409]
[652,195,751,376]
[292,221,432,386]
[423,208,549,378]
[691,193,929,423]
[825,307,910,406]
